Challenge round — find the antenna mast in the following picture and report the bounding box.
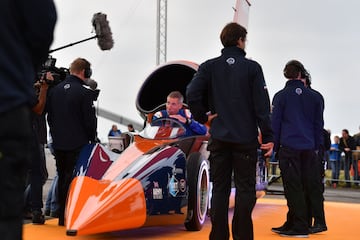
[156,0,167,65]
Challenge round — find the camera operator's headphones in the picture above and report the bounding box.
[84,67,92,79]
[78,58,92,78]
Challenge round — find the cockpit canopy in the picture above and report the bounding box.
[136,60,198,120]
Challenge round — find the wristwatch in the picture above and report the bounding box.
[186,118,192,125]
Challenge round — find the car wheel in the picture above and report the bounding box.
[184,152,209,231]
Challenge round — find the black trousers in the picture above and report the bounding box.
[54,148,81,225]
[0,106,32,240]
[307,153,326,227]
[279,147,325,233]
[208,138,257,240]
[30,143,48,211]
[24,141,48,213]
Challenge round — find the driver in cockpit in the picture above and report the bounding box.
[153,91,207,137]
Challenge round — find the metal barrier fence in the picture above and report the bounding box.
[266,150,360,187]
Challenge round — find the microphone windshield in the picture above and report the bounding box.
[92,13,114,50]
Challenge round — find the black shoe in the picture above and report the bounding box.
[50,211,59,218]
[309,224,327,234]
[44,209,50,216]
[24,211,32,220]
[279,230,308,238]
[58,218,65,226]
[271,224,289,234]
[32,211,45,225]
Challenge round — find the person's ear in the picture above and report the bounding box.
[237,38,246,49]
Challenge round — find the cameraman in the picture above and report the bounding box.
[47,58,98,226]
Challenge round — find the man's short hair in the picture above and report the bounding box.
[168,91,184,103]
[283,60,305,79]
[69,58,91,74]
[220,22,247,47]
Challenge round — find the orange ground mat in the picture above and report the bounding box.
[24,198,360,240]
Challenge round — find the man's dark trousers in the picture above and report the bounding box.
[208,138,257,240]
[0,106,32,240]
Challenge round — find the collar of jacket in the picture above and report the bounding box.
[221,46,246,56]
[66,74,84,84]
[285,79,304,87]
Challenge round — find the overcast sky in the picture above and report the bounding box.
[52,0,360,142]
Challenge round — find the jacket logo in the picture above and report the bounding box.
[295,88,302,95]
[64,83,70,90]
[226,57,235,65]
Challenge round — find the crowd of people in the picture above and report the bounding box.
[1,1,359,239]
[326,128,360,188]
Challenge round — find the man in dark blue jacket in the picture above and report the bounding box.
[187,22,273,240]
[271,60,325,237]
[0,0,56,239]
[47,58,98,226]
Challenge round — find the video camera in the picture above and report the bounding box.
[38,56,69,85]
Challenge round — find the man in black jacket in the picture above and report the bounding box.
[187,22,273,240]
[47,58,98,226]
[0,0,56,239]
[24,73,54,224]
[271,60,325,237]
[339,129,357,187]
[272,67,328,235]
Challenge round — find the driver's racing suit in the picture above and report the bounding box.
[153,109,207,137]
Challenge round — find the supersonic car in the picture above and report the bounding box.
[64,61,268,236]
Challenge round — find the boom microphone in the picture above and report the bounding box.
[92,12,114,51]
[49,12,114,53]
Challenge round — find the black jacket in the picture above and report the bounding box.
[272,80,324,151]
[186,46,273,146]
[339,135,356,157]
[271,80,324,151]
[0,0,56,113]
[47,75,97,150]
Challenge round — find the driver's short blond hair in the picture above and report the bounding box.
[168,91,184,103]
